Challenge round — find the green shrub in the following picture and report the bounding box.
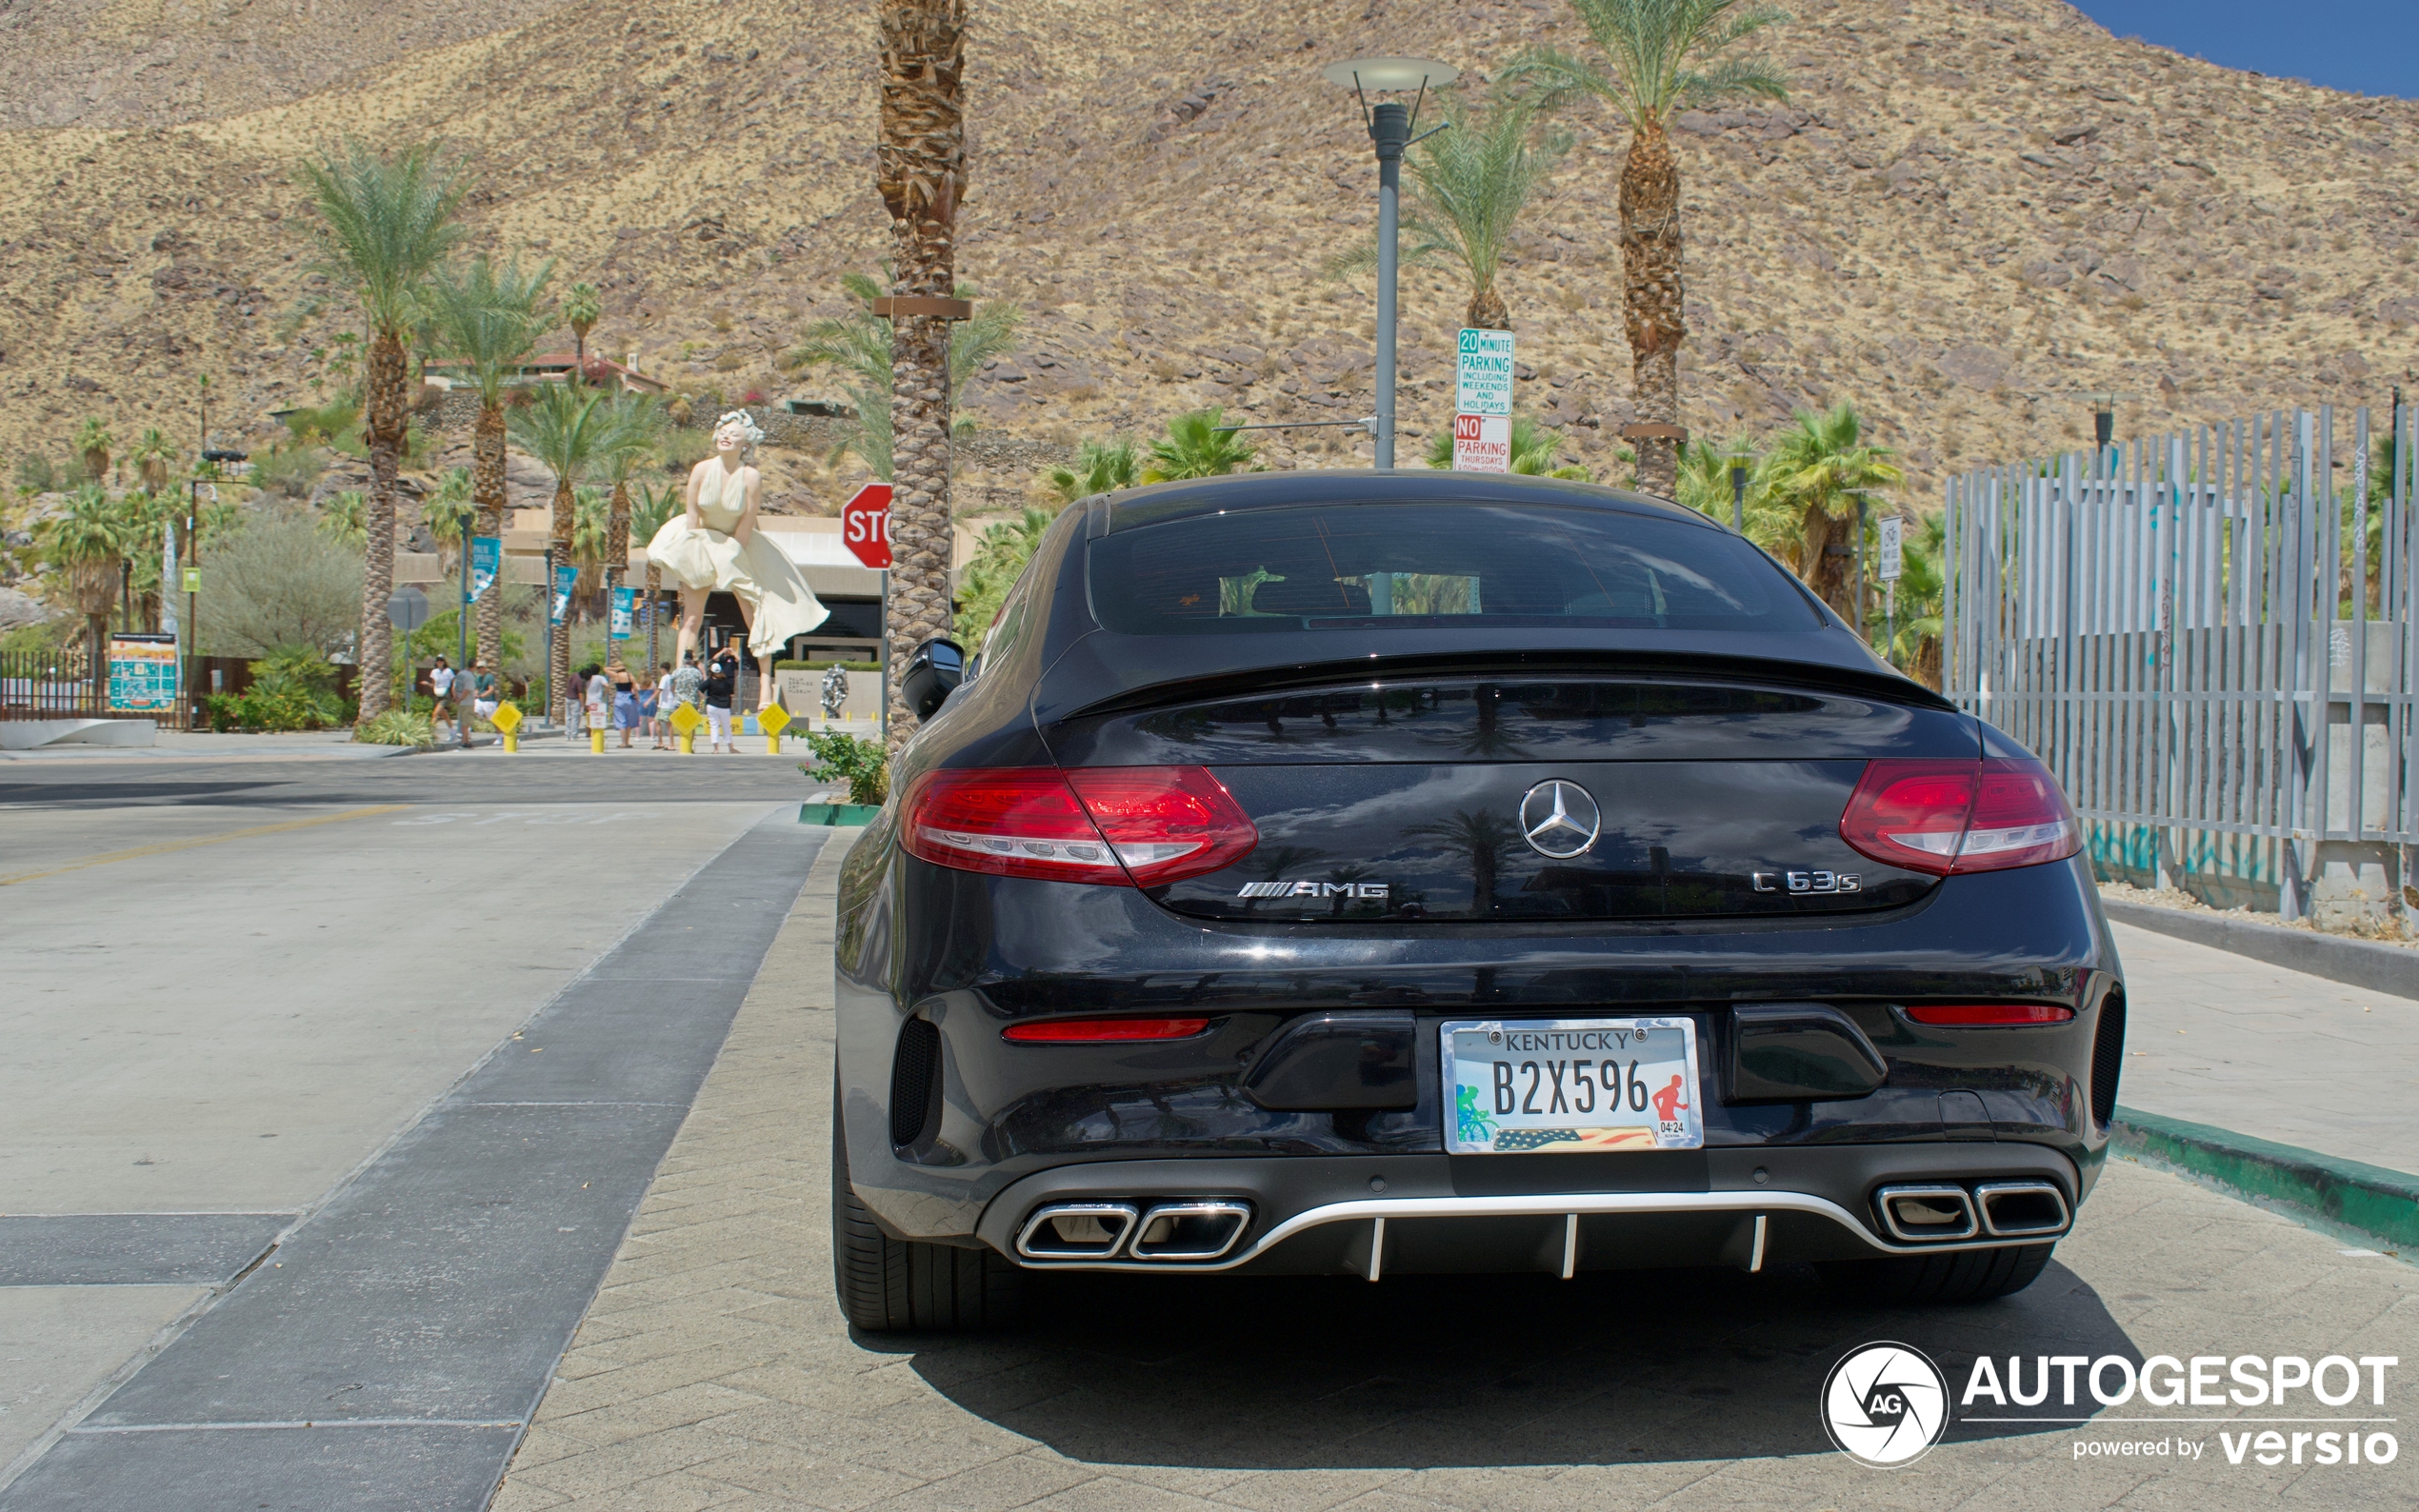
[355,709,436,747]
[801,730,888,806]
[201,647,346,731]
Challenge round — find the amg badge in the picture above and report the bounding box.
[1237,881,1391,901]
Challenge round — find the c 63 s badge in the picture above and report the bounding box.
[1238,881,1390,901]
[1754,869,1862,894]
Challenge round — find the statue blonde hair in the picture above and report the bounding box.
[713,409,766,453]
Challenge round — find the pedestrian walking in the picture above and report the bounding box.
[663,652,705,751]
[610,660,639,748]
[470,660,500,725]
[450,659,478,749]
[581,663,609,746]
[635,673,660,750]
[703,648,738,753]
[427,656,455,740]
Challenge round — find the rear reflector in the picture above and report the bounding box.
[1003,1017,1213,1043]
[1839,757,2080,876]
[904,766,1256,886]
[1906,1004,2076,1026]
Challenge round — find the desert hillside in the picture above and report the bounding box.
[2,0,2416,516]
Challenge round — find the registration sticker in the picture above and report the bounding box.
[1442,1018,1704,1154]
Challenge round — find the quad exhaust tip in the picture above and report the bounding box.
[1974,1180,2071,1238]
[1876,1181,2071,1243]
[1016,1200,1252,1263]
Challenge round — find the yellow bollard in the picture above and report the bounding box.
[503,734,518,753]
[590,726,606,754]
[758,705,790,756]
[679,731,695,754]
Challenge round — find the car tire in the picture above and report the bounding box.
[1823,1242,2055,1304]
[830,1086,1023,1333]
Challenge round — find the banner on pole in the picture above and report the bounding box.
[1454,328,1515,417]
[610,586,634,639]
[550,564,576,626]
[1451,412,1510,473]
[471,537,500,603]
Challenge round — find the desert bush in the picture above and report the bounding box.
[802,729,888,806]
[251,444,330,501]
[197,511,364,658]
[355,708,436,746]
[201,647,347,732]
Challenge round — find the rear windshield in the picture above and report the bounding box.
[1088,503,1814,635]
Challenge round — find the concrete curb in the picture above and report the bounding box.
[2100,898,2418,1003]
[2111,1105,2419,1253]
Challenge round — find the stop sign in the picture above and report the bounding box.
[842,484,893,569]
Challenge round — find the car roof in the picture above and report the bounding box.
[1094,469,1716,536]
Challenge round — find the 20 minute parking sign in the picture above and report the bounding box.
[1455,328,1514,417]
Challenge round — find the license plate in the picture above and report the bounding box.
[1442,1018,1704,1154]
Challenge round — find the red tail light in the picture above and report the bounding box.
[1839,757,2080,876]
[1002,1016,1212,1043]
[1905,1004,2076,1026]
[903,766,1256,886]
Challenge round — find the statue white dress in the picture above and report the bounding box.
[645,410,830,705]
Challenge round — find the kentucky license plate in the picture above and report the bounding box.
[1443,1018,1704,1154]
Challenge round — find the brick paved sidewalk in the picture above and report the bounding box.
[2109,920,2419,1178]
[491,844,2418,1512]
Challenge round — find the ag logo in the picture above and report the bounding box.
[1822,1342,1949,1467]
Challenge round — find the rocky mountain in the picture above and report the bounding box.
[2,0,2415,522]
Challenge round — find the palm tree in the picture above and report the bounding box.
[320,488,370,547]
[630,480,682,670]
[296,138,469,720]
[594,391,665,651]
[43,484,130,682]
[1325,89,1571,330]
[1880,509,1946,687]
[75,417,114,484]
[1763,403,1905,619]
[785,270,1020,481]
[1142,408,1256,482]
[1042,436,1139,504]
[877,0,970,750]
[508,380,614,710]
[563,282,602,370]
[1513,0,1789,496]
[423,467,473,562]
[130,428,179,493]
[428,253,555,669]
[957,506,1057,655]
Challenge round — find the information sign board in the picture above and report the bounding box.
[1454,328,1515,417]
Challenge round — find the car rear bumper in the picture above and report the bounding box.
[968,1142,2081,1276]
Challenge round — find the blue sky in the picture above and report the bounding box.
[2070,0,2416,98]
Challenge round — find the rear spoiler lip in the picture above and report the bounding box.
[1052,647,1958,723]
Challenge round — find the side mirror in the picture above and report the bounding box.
[899,637,965,722]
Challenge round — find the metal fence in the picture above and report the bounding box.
[1943,404,2415,923]
[0,651,170,723]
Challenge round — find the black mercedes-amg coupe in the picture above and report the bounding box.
[831,471,2124,1331]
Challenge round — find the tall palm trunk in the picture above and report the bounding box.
[473,401,508,670]
[876,0,967,752]
[356,328,410,718]
[606,479,630,666]
[1619,120,1685,498]
[550,478,574,718]
[1800,502,1852,617]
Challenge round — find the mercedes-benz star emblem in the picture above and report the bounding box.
[1518,780,1601,860]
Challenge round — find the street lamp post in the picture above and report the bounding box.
[1322,58,1457,471]
[456,504,474,749]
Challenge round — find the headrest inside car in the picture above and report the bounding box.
[1250,574,1371,618]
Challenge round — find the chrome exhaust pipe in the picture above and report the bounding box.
[1015,1202,1140,1261]
[1874,1184,1980,1243]
[1130,1201,1252,1262]
[1974,1181,2071,1238]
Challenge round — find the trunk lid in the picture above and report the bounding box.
[1045,676,1978,923]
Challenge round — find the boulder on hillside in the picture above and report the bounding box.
[0,586,60,632]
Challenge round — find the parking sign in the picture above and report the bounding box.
[1455,328,1515,417]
